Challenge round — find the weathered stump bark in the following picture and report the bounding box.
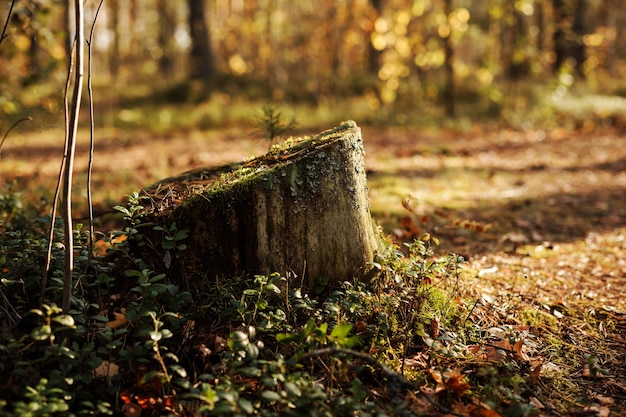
[142,121,379,289]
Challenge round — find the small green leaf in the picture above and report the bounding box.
[52,315,76,328]
[31,324,52,341]
[170,364,188,378]
[261,390,282,402]
[331,323,353,339]
[265,283,281,294]
[284,381,302,397]
[140,370,165,385]
[276,333,300,344]
[341,335,361,349]
[303,318,316,336]
[175,229,189,241]
[238,398,254,414]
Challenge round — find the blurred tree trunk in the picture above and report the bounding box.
[27,26,40,84]
[570,0,587,74]
[442,0,455,117]
[129,0,139,67]
[367,0,383,75]
[188,0,216,81]
[62,1,71,67]
[553,0,568,71]
[536,0,547,71]
[504,5,529,80]
[599,0,616,74]
[553,0,587,74]
[324,3,345,94]
[108,0,120,77]
[19,1,41,85]
[158,0,175,79]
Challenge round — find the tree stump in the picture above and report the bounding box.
[142,121,379,289]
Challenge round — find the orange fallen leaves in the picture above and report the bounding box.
[428,368,470,395]
[105,309,129,329]
[451,401,502,417]
[93,234,128,257]
[430,316,440,339]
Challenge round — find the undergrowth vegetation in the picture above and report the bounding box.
[1,187,585,417]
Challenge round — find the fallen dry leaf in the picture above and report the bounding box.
[403,352,429,369]
[595,394,615,406]
[428,368,470,395]
[530,362,543,384]
[106,309,129,329]
[452,400,502,417]
[446,373,471,395]
[430,316,440,339]
[93,360,119,378]
[529,396,544,409]
[582,405,610,417]
[513,339,530,362]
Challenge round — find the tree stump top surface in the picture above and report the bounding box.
[143,120,361,216]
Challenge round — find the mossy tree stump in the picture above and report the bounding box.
[142,121,379,289]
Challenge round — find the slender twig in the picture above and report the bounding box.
[0,0,16,46]
[62,0,85,313]
[42,37,76,307]
[85,0,105,273]
[0,117,31,156]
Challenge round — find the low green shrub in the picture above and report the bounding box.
[1,187,544,416]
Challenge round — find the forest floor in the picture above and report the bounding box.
[2,121,626,414]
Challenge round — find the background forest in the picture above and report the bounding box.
[2,0,626,130]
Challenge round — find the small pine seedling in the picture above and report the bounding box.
[253,103,297,147]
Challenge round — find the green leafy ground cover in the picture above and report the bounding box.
[1,98,626,416]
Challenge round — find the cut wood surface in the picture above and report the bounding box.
[142,121,380,288]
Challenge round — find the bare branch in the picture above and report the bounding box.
[85,0,106,271]
[62,0,85,313]
[42,37,76,307]
[0,0,16,46]
[0,117,31,156]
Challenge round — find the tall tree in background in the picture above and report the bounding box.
[26,1,41,85]
[62,1,71,67]
[442,0,455,117]
[188,0,216,81]
[158,0,176,79]
[367,0,384,75]
[107,0,119,77]
[598,0,617,74]
[553,0,587,74]
[569,0,587,74]
[501,2,530,80]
